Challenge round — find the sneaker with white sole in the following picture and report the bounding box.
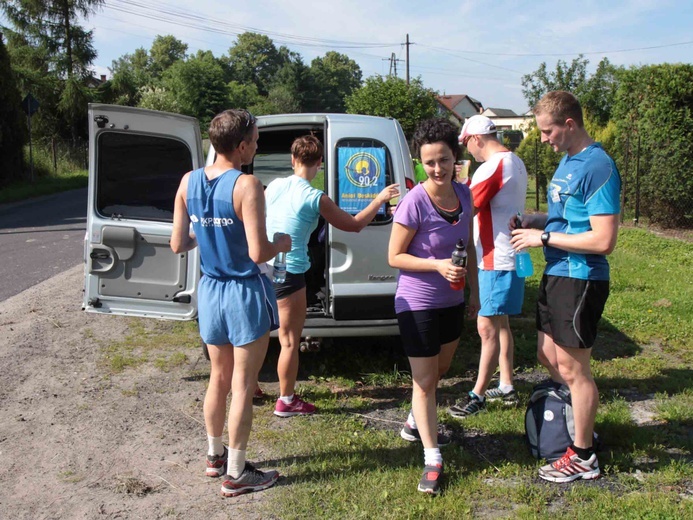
[400,422,452,447]
[485,387,518,405]
[221,462,279,497]
[417,463,443,495]
[448,392,486,418]
[273,395,316,417]
[538,447,600,483]
[205,446,227,478]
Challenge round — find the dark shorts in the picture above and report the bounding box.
[397,304,465,358]
[273,271,306,300]
[536,274,610,349]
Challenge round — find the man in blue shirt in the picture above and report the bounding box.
[511,91,621,483]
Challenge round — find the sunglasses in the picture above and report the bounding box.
[243,110,256,128]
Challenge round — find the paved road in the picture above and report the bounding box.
[0,188,87,302]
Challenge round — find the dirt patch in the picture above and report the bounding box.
[0,266,277,519]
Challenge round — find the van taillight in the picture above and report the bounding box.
[405,177,415,190]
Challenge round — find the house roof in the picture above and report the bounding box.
[483,107,519,117]
[437,94,484,116]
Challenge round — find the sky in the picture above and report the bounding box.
[15,0,693,114]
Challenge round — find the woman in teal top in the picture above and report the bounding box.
[264,135,399,417]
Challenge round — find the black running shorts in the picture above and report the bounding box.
[536,274,610,349]
[397,303,465,358]
[273,272,306,300]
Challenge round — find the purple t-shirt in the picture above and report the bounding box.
[394,182,472,313]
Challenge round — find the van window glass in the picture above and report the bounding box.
[96,132,192,222]
[335,139,393,222]
[252,126,325,190]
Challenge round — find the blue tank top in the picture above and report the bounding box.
[186,167,260,279]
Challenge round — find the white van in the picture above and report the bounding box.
[82,105,415,338]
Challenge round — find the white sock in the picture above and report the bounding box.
[207,435,224,457]
[227,448,246,479]
[407,411,417,429]
[424,448,443,467]
[499,382,514,394]
[280,394,295,405]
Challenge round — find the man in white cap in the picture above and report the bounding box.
[448,115,528,419]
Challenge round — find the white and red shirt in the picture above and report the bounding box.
[470,152,528,271]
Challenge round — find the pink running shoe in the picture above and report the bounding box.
[273,395,316,417]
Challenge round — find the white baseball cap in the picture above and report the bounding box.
[459,115,497,144]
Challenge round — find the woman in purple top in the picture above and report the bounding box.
[388,118,479,495]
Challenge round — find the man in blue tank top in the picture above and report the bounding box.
[511,91,621,484]
[171,109,291,498]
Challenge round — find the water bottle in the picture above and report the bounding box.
[514,212,534,277]
[273,252,287,284]
[450,239,467,291]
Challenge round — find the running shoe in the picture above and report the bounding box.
[538,447,600,483]
[253,386,265,400]
[485,387,519,405]
[400,422,452,447]
[273,395,316,417]
[220,462,280,497]
[448,392,486,418]
[417,463,443,495]
[205,446,228,478]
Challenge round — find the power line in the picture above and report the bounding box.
[417,40,693,58]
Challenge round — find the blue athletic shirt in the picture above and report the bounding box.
[265,175,323,274]
[186,167,260,279]
[544,143,621,281]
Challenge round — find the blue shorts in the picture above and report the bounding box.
[478,270,524,316]
[198,273,279,347]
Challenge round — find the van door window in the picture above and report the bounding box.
[335,139,393,223]
[97,132,193,222]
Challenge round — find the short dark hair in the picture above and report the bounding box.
[208,109,256,155]
[533,91,584,128]
[291,135,323,167]
[412,118,460,160]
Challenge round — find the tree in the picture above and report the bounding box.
[223,33,292,96]
[310,51,362,113]
[611,64,693,227]
[160,50,229,130]
[521,55,588,110]
[108,47,151,106]
[521,55,621,125]
[1,0,104,140]
[346,75,438,138]
[0,32,26,186]
[149,35,187,80]
[515,127,561,204]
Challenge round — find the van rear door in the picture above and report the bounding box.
[327,115,406,321]
[83,104,203,319]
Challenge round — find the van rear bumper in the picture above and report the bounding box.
[270,317,400,338]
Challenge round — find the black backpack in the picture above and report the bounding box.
[525,381,600,462]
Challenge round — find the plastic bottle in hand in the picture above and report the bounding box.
[273,252,287,284]
[514,213,534,278]
[450,239,467,291]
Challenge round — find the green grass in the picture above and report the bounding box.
[0,170,87,204]
[247,227,691,518]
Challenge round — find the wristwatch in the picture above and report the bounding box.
[541,231,551,247]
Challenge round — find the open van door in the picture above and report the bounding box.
[83,104,203,320]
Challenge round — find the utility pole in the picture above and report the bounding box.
[383,53,404,78]
[405,34,410,85]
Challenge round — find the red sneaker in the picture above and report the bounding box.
[273,395,316,417]
[538,447,600,483]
